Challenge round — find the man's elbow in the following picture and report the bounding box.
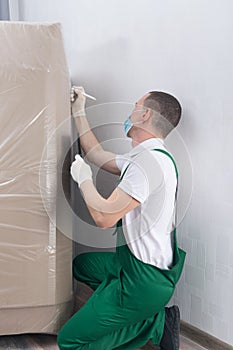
[94,214,117,229]
[96,220,109,229]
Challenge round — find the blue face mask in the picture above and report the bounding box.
[124,115,132,135]
[124,115,143,136]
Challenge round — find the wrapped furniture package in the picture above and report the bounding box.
[0,22,73,334]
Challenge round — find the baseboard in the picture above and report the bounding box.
[180,320,233,350]
[141,321,233,350]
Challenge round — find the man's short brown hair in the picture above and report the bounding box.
[144,91,182,138]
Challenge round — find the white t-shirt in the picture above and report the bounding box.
[115,138,177,269]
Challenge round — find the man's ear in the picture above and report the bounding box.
[142,108,152,122]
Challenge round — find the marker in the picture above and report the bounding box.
[82,92,96,101]
[71,87,97,101]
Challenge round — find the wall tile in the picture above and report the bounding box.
[196,242,206,269]
[205,263,215,282]
[201,312,213,333]
[185,265,205,291]
[190,294,202,327]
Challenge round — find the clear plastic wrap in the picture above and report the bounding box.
[0,21,73,335]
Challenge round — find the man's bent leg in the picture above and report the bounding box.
[57,281,165,350]
[73,252,116,291]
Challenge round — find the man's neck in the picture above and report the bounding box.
[131,131,163,148]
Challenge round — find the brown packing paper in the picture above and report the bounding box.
[0,21,73,334]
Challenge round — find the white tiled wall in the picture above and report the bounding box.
[19,0,233,346]
[174,188,233,344]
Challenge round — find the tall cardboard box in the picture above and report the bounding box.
[0,22,73,334]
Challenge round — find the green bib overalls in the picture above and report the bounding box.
[58,149,186,350]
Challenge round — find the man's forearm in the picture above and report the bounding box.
[80,179,113,228]
[73,116,120,175]
[74,116,103,162]
[79,180,139,229]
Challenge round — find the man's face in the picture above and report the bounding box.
[130,93,150,122]
[127,94,150,137]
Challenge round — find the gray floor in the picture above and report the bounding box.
[0,333,208,349]
[0,282,209,350]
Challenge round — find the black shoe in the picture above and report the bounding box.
[160,305,180,350]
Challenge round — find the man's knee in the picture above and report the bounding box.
[57,328,82,350]
[57,329,70,350]
[57,330,66,350]
[73,252,90,281]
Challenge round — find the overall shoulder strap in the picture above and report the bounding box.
[119,164,130,181]
[152,148,179,238]
[152,148,178,179]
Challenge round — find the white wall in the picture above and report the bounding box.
[19,0,233,345]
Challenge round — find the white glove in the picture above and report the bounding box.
[70,86,86,117]
[70,154,92,186]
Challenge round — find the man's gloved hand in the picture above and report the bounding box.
[70,86,86,117]
[70,154,93,186]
